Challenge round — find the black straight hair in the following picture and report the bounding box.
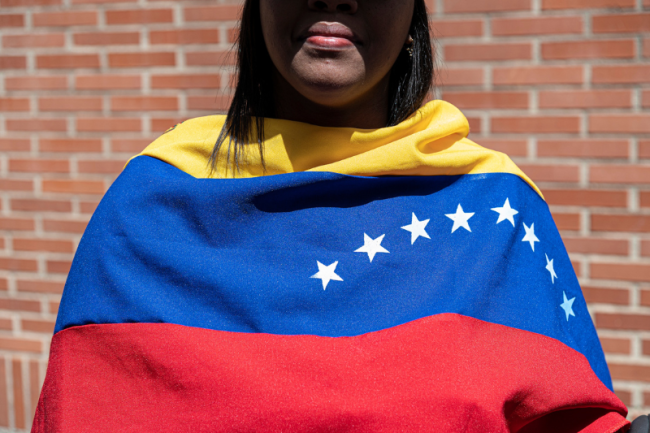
[208,0,435,176]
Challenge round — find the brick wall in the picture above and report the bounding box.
[0,0,647,430]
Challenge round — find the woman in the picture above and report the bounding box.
[33,0,639,432]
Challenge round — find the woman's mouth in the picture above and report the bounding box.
[300,22,360,49]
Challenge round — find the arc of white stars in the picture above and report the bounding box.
[522,223,540,251]
[445,204,475,233]
[401,213,431,245]
[491,198,518,227]
[560,291,576,321]
[355,233,389,263]
[310,261,343,290]
[545,254,558,284]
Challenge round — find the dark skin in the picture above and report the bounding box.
[259,0,414,129]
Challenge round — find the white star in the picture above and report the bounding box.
[355,233,389,263]
[445,204,475,233]
[310,261,343,290]
[545,254,558,284]
[491,198,518,227]
[401,213,431,245]
[560,291,576,321]
[522,222,540,251]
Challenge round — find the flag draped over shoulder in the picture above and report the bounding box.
[33,101,629,433]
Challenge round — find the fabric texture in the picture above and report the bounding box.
[34,100,629,432]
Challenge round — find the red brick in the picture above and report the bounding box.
[21,319,55,334]
[72,0,137,3]
[517,164,580,183]
[9,159,68,173]
[33,11,97,27]
[39,96,102,112]
[542,40,634,60]
[151,74,220,89]
[493,66,583,86]
[583,286,630,304]
[3,33,64,48]
[185,51,235,67]
[111,96,178,111]
[43,219,88,234]
[537,140,628,159]
[0,319,9,330]
[0,56,25,69]
[11,198,71,213]
[37,54,100,69]
[0,98,29,112]
[108,52,175,68]
[643,90,650,108]
[13,238,73,253]
[42,179,105,194]
[0,337,40,353]
[1,0,59,5]
[0,14,24,28]
[592,65,650,84]
[539,90,631,109]
[543,0,634,9]
[640,141,650,159]
[111,139,150,153]
[75,74,140,90]
[492,117,580,134]
[47,260,71,274]
[543,188,627,207]
[442,91,528,109]
[590,114,650,134]
[80,201,99,214]
[0,180,33,192]
[643,290,650,306]
[643,339,650,355]
[76,117,141,132]
[0,218,34,231]
[564,237,628,255]
[597,312,650,329]
[78,159,127,174]
[593,13,650,33]
[0,258,37,272]
[227,28,238,44]
[610,364,650,382]
[49,301,59,314]
[445,43,531,61]
[151,117,189,133]
[105,9,172,25]
[6,119,66,132]
[600,337,631,354]
[643,38,650,57]
[5,76,67,91]
[443,0,530,13]
[436,68,483,87]
[0,138,29,151]
[592,214,650,233]
[592,263,650,282]
[184,5,242,22]
[640,240,650,256]
[150,29,220,45]
[591,165,650,184]
[430,20,483,38]
[492,16,583,36]
[16,279,64,294]
[40,138,102,153]
[186,95,231,111]
[73,31,139,46]
[552,212,580,231]
[0,359,7,426]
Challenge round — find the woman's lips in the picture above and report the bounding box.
[305,35,354,48]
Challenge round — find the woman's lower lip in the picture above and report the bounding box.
[305,36,354,48]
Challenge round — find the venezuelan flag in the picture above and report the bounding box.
[33,101,629,432]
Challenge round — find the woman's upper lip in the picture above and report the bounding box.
[300,22,361,44]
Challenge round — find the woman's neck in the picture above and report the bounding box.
[270,70,390,129]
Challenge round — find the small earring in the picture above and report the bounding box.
[406,35,414,58]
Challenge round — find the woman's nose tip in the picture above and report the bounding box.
[308,0,358,13]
